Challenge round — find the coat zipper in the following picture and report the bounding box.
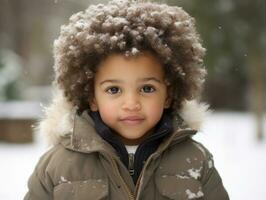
[128,153,135,176]
[134,129,169,199]
[134,167,143,199]
[102,152,135,200]
[134,152,155,199]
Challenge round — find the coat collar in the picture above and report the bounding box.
[59,110,196,158]
[60,111,118,156]
[36,89,209,147]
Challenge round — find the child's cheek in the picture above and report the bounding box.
[146,101,165,122]
[98,103,117,125]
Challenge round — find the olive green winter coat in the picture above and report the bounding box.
[24,98,229,200]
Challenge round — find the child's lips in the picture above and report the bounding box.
[119,116,144,125]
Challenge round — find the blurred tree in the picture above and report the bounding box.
[0,50,22,100]
[0,0,102,87]
[167,0,249,110]
[167,0,265,139]
[239,0,266,140]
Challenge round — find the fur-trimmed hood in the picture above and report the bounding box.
[36,89,209,146]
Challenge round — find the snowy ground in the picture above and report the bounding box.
[0,112,266,200]
[194,112,266,200]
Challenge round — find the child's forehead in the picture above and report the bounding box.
[94,51,166,80]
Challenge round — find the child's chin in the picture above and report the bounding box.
[118,131,149,143]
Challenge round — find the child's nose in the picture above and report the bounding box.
[122,94,141,111]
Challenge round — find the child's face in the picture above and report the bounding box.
[90,52,171,145]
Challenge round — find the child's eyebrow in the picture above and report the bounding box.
[100,79,123,85]
[138,77,162,83]
[99,77,162,85]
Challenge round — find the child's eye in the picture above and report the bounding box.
[106,86,121,94]
[140,85,156,93]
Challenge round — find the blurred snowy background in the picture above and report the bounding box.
[0,0,266,199]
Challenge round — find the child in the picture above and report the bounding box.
[24,0,229,199]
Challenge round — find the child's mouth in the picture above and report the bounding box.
[119,116,144,125]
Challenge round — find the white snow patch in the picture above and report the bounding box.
[186,189,204,199]
[208,159,213,168]
[174,22,182,28]
[187,167,202,179]
[186,158,192,163]
[131,47,139,55]
[69,45,76,51]
[60,176,68,183]
[176,174,190,179]
[60,176,66,181]
[110,36,118,42]
[75,20,87,29]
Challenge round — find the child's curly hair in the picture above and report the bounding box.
[53,0,206,116]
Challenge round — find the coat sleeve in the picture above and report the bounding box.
[24,151,54,200]
[201,153,230,200]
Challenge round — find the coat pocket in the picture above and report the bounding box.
[54,179,108,200]
[155,175,204,200]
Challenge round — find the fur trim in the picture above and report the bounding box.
[179,100,210,130]
[35,89,75,146]
[37,90,209,146]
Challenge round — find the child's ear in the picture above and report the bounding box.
[89,98,98,111]
[164,96,172,109]
[164,86,172,109]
